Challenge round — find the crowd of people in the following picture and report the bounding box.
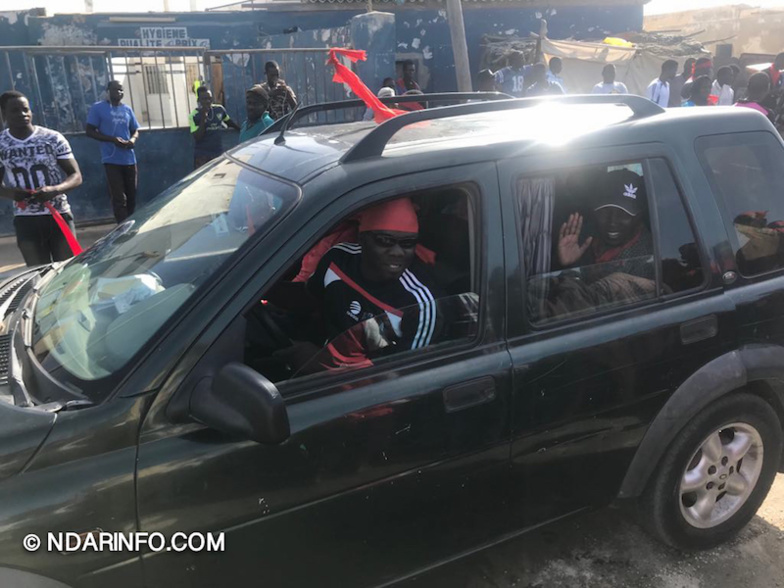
[473,50,784,124]
[2,48,784,269]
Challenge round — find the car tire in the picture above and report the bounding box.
[639,392,782,550]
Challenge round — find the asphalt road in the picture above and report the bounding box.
[411,474,784,588]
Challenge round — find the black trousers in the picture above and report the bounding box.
[104,163,138,223]
[14,213,77,267]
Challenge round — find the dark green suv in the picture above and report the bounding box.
[1,95,783,587]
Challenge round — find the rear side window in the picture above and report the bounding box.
[697,132,784,276]
[516,159,703,325]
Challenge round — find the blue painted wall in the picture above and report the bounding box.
[0,128,241,236]
[23,10,362,50]
[0,3,644,232]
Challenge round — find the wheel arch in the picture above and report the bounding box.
[618,344,784,499]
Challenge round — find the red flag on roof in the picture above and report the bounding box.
[328,48,405,123]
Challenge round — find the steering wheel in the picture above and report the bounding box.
[250,303,294,349]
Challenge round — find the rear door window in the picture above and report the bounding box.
[516,158,703,325]
[696,131,784,276]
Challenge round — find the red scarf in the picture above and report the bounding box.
[593,227,642,264]
[769,65,782,88]
[327,48,405,123]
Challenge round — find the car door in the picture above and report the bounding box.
[135,163,514,588]
[497,145,739,527]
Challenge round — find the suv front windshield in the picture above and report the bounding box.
[31,158,298,398]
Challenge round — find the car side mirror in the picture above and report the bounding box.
[190,363,290,445]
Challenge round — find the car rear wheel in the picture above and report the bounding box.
[639,392,782,550]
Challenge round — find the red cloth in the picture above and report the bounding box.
[43,202,82,256]
[358,197,418,233]
[293,221,436,283]
[293,221,358,282]
[327,48,405,123]
[593,227,643,264]
[769,65,781,88]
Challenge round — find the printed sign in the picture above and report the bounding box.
[119,27,210,48]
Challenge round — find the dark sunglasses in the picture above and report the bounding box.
[368,233,418,250]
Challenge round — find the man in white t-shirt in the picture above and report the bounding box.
[645,60,678,107]
[592,65,629,95]
[0,91,83,266]
[711,66,735,106]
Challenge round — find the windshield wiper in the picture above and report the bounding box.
[36,399,95,413]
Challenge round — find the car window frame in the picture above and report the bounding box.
[644,157,711,301]
[694,130,784,281]
[508,153,709,332]
[253,181,492,400]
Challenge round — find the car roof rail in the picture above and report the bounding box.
[265,92,513,137]
[341,94,664,164]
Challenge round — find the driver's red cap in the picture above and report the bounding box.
[359,198,419,234]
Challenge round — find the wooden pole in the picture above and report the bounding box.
[445,0,472,92]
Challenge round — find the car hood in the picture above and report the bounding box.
[0,400,55,480]
[0,267,58,480]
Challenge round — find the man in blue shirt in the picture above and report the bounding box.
[239,85,274,143]
[190,87,240,169]
[494,52,531,98]
[86,81,139,223]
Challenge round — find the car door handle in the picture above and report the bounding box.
[680,315,718,345]
[443,376,496,413]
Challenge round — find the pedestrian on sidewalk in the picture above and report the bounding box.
[0,91,83,266]
[682,76,713,107]
[240,85,274,142]
[262,61,297,121]
[711,66,735,106]
[669,58,695,107]
[547,57,567,93]
[646,60,678,108]
[592,64,628,95]
[190,87,240,169]
[86,80,140,223]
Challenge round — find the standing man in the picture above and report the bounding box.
[0,91,83,266]
[669,58,695,107]
[476,69,497,93]
[547,57,567,93]
[395,60,421,96]
[765,53,784,90]
[86,80,139,223]
[646,60,678,108]
[711,66,735,106]
[592,64,628,95]
[525,63,565,97]
[189,87,240,169]
[240,85,274,142]
[680,57,714,101]
[495,51,529,98]
[262,61,297,121]
[735,72,774,122]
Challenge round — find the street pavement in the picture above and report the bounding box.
[409,474,784,588]
[0,223,115,279]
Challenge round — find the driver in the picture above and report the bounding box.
[305,197,440,370]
